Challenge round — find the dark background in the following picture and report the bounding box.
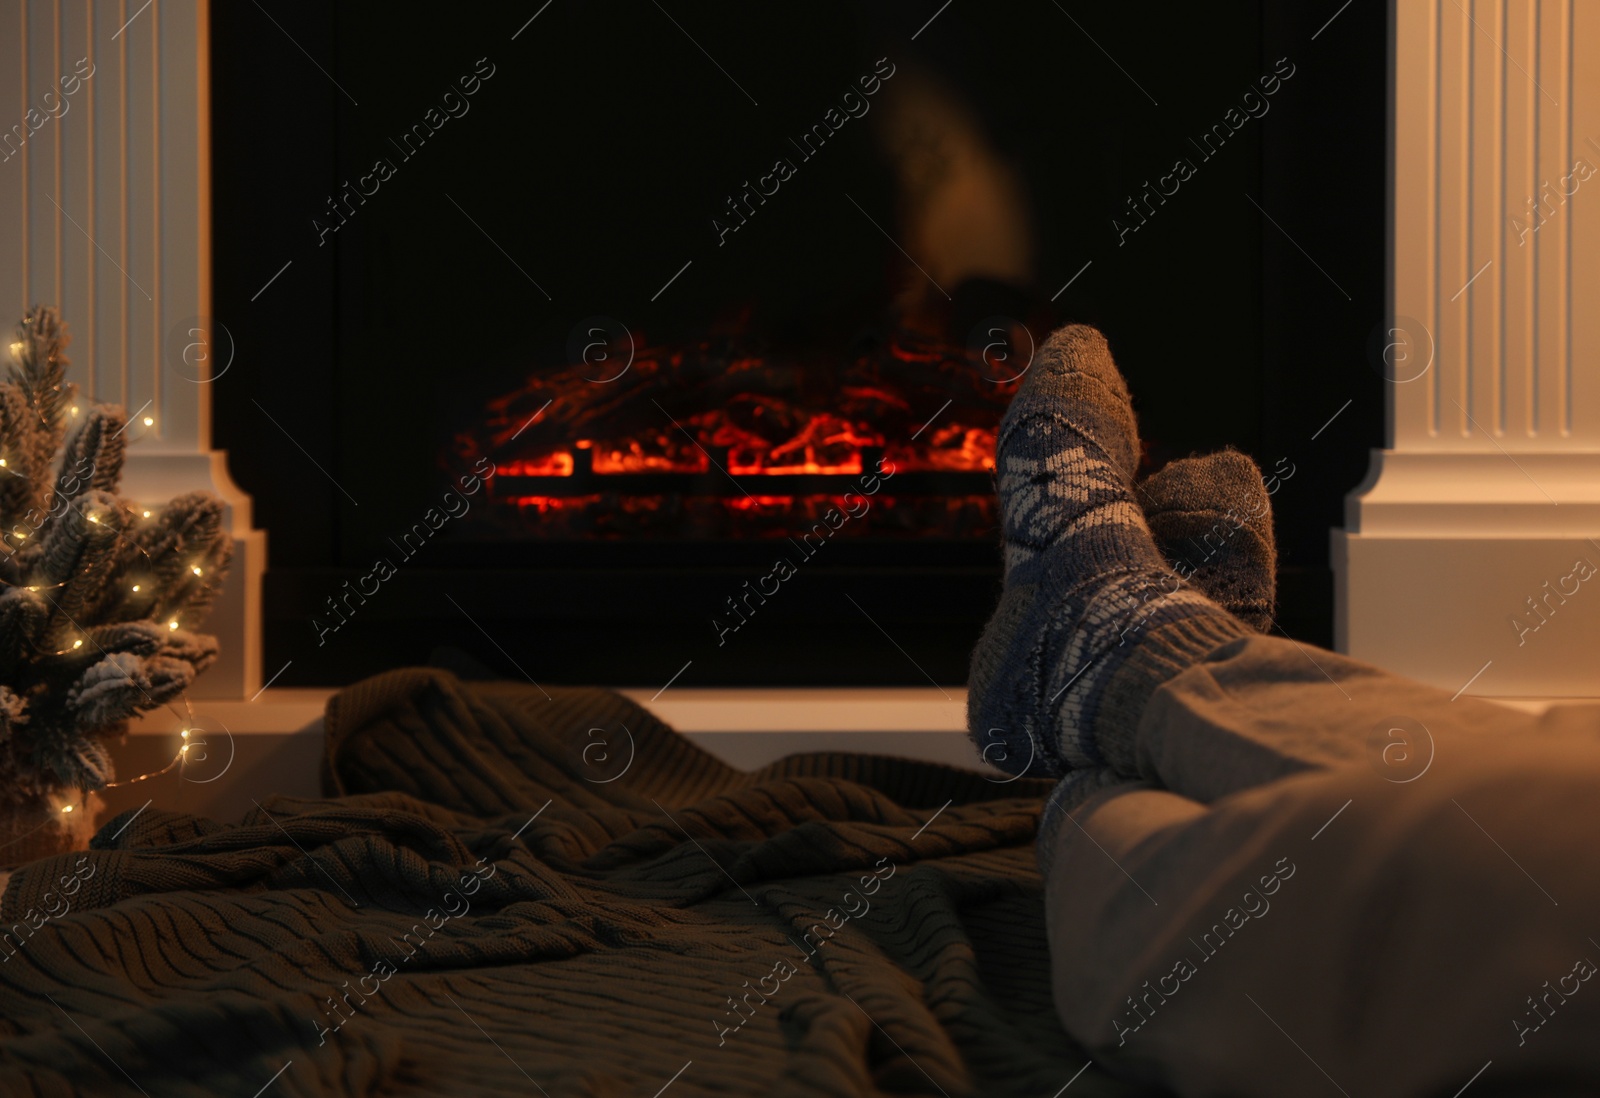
[211,0,1387,688]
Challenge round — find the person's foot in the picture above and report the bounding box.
[967,325,1250,780]
[1138,449,1277,632]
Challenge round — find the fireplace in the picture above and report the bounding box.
[208,1,1387,688]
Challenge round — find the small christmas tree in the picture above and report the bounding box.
[0,306,231,861]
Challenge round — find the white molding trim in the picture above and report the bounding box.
[0,0,263,698]
[104,687,1594,825]
[107,687,981,822]
[1335,0,1600,698]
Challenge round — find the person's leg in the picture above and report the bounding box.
[1040,615,1600,1095]
[1114,629,1600,802]
[968,323,1600,1095]
[969,323,1600,804]
[1042,733,1600,1097]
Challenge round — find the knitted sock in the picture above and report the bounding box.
[1137,449,1277,632]
[1031,456,1276,869]
[967,325,1251,780]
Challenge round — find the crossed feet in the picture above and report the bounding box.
[967,324,1276,792]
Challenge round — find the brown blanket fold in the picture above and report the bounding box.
[0,669,1145,1097]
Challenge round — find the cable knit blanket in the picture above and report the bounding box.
[0,669,1149,1097]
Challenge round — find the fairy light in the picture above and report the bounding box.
[167,619,179,631]
[87,513,100,524]
[131,583,141,592]
[69,405,79,416]
[142,510,152,519]
[71,639,82,649]
[61,803,73,814]
[105,712,203,790]
[142,416,154,427]
[191,565,203,576]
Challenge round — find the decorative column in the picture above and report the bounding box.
[0,0,263,698]
[1334,0,1600,697]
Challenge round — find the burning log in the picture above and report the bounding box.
[450,327,1010,539]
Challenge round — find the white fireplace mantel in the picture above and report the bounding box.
[1333,0,1600,698]
[5,0,1595,713]
[0,0,264,698]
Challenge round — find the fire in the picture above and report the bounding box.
[592,438,705,474]
[889,424,997,472]
[454,329,1014,539]
[499,453,574,477]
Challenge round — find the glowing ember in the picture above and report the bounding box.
[451,329,1011,539]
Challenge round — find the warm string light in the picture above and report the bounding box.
[26,660,216,803]
[0,497,167,589]
[0,578,65,592]
[99,696,201,791]
[0,380,161,547]
[0,508,206,659]
[8,500,167,571]
[8,498,208,661]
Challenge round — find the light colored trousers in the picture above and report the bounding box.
[1043,634,1600,1098]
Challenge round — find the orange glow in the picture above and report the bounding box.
[592,440,707,474]
[493,418,998,480]
[456,329,1013,539]
[500,453,574,477]
[510,494,602,513]
[727,456,864,475]
[888,424,997,472]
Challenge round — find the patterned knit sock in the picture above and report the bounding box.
[1137,449,1277,632]
[967,325,1251,780]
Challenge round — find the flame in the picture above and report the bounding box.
[496,416,997,480]
[888,424,997,472]
[500,453,575,477]
[592,438,706,474]
[458,328,1013,540]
